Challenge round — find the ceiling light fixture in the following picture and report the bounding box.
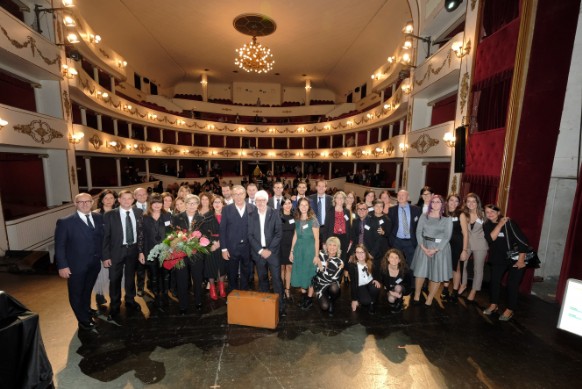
[445,0,464,12]
[233,14,276,74]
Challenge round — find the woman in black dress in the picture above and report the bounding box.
[279,197,295,300]
[347,244,381,314]
[482,204,528,321]
[204,195,226,300]
[380,248,412,313]
[442,194,469,302]
[93,189,118,308]
[138,193,173,309]
[172,194,205,314]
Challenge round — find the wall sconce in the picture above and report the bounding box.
[297,127,305,133]
[181,149,189,154]
[61,65,78,79]
[401,52,413,66]
[148,113,157,120]
[97,91,109,101]
[123,104,134,113]
[66,33,80,44]
[34,0,75,34]
[387,56,395,63]
[0,117,8,129]
[207,124,215,130]
[153,146,162,153]
[88,34,102,44]
[371,73,381,81]
[443,132,456,147]
[297,152,303,157]
[451,40,471,58]
[117,60,128,68]
[268,128,276,133]
[399,142,409,153]
[237,127,245,132]
[373,147,384,157]
[62,15,76,27]
[68,131,84,144]
[177,119,186,126]
[402,21,432,58]
[324,125,330,130]
[400,82,412,94]
[346,120,353,127]
[107,140,124,152]
[384,103,392,110]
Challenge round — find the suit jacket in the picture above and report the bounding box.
[309,194,333,225]
[54,211,104,271]
[267,196,285,212]
[247,207,282,261]
[387,204,422,247]
[219,202,256,256]
[172,211,204,232]
[103,207,144,261]
[350,215,390,268]
[292,195,314,210]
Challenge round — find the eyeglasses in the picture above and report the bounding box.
[186,202,198,206]
[357,208,367,211]
[76,200,93,205]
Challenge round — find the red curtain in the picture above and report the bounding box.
[557,164,582,302]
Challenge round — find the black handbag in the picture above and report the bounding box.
[504,221,541,269]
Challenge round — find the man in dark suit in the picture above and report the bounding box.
[220,185,255,292]
[103,189,144,322]
[387,189,422,267]
[267,181,285,212]
[54,193,104,332]
[291,180,313,209]
[248,190,285,315]
[309,179,333,248]
[133,187,149,296]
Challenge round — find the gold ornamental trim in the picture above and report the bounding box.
[89,134,103,149]
[14,120,63,144]
[386,141,395,156]
[63,91,72,120]
[0,25,60,66]
[451,175,458,194]
[471,0,477,11]
[162,146,178,155]
[70,166,76,185]
[459,72,470,114]
[414,50,453,87]
[410,134,439,154]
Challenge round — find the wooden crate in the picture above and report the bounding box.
[227,290,279,329]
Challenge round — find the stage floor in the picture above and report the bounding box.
[1,272,581,388]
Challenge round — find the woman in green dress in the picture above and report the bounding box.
[289,197,320,309]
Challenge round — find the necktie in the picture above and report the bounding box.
[85,214,94,229]
[401,207,409,236]
[317,197,322,225]
[359,219,365,244]
[126,211,134,244]
[276,198,281,209]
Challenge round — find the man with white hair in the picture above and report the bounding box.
[248,190,286,316]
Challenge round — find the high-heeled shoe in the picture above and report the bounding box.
[483,306,498,315]
[499,312,514,321]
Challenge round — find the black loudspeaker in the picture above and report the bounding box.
[454,125,466,173]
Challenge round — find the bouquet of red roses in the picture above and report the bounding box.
[147,228,210,270]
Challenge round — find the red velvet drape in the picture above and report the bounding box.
[557,164,582,303]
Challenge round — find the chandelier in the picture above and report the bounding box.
[235,36,274,74]
[233,14,276,74]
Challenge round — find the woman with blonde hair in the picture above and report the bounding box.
[305,236,344,315]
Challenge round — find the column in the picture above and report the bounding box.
[160,128,164,143]
[128,123,133,139]
[145,159,150,182]
[40,155,53,205]
[316,137,319,149]
[395,163,402,189]
[191,133,194,146]
[389,123,394,138]
[342,134,346,146]
[110,75,116,94]
[80,107,87,126]
[353,162,357,174]
[366,130,370,145]
[176,160,180,177]
[271,161,274,174]
[144,126,148,141]
[328,163,332,179]
[84,157,93,190]
[113,119,118,136]
[96,114,102,131]
[376,163,380,174]
[301,161,304,175]
[115,158,122,186]
[92,66,99,84]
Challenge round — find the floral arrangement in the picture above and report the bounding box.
[147,228,211,270]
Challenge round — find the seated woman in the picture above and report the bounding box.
[347,244,381,314]
[305,236,344,315]
[380,248,412,313]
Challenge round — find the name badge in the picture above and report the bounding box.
[414,216,419,222]
[368,207,374,212]
[435,238,442,243]
[164,220,171,226]
[477,218,483,224]
[396,278,402,284]
[289,219,295,224]
[379,219,384,225]
[344,214,349,221]
[364,225,370,230]
[452,217,458,221]
[302,223,309,229]
[498,232,505,237]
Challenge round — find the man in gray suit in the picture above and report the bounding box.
[309,179,333,249]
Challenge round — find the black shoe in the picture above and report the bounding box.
[301,297,313,310]
[126,301,141,311]
[89,308,99,317]
[195,303,203,311]
[449,290,458,303]
[368,303,375,315]
[179,309,187,316]
[137,290,144,297]
[96,294,107,306]
[280,307,287,317]
[298,294,307,308]
[79,321,96,331]
[440,289,450,302]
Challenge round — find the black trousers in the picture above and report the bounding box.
[68,260,100,324]
[254,254,284,309]
[392,238,416,268]
[356,281,380,306]
[176,256,204,310]
[109,245,139,314]
[135,261,149,291]
[225,246,251,292]
[147,261,169,296]
[489,262,525,310]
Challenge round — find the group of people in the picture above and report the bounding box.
[54,180,532,333]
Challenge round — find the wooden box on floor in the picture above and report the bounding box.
[227,290,279,329]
